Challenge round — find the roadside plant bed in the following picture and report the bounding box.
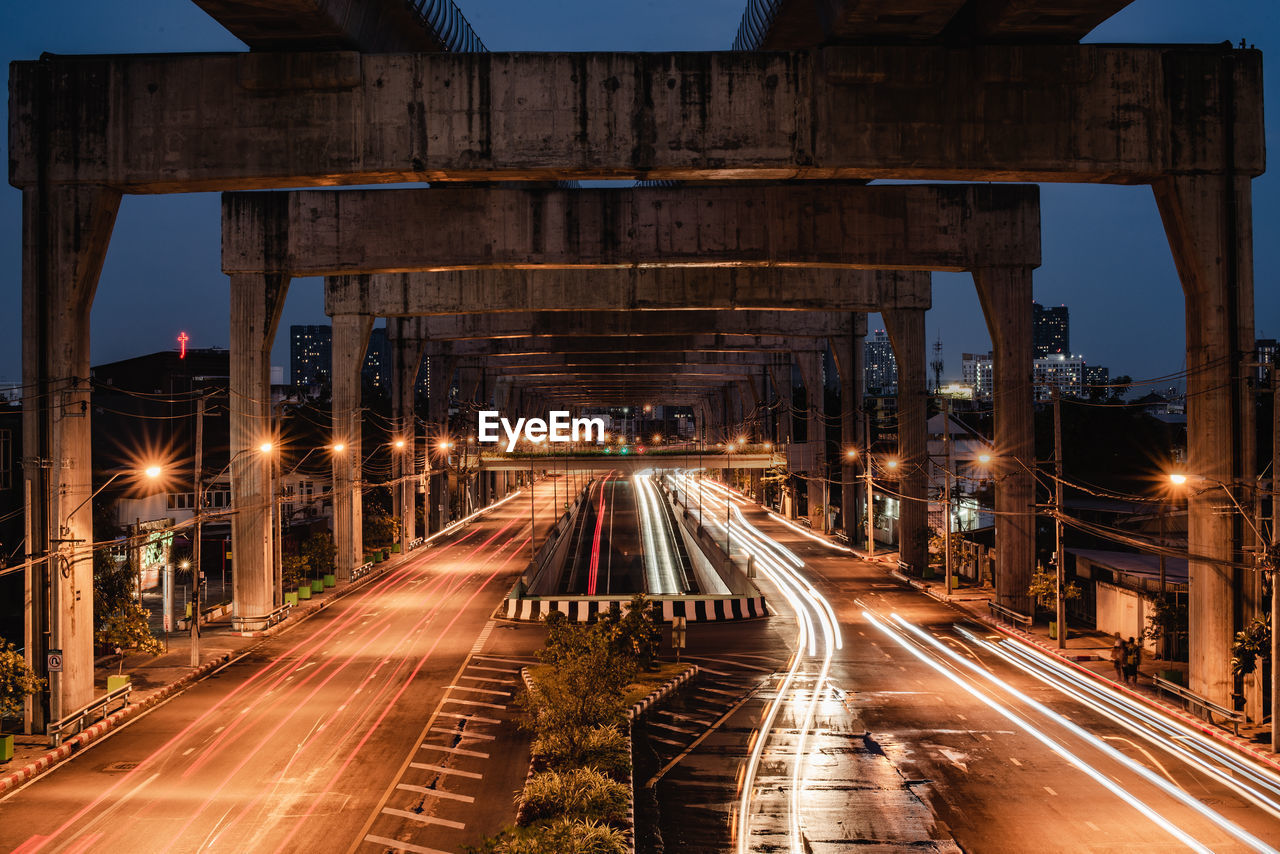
[471,596,692,854]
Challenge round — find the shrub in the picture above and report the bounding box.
[496,819,627,854]
[534,725,629,777]
[518,767,629,826]
[0,640,46,722]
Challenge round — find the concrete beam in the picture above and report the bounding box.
[882,308,929,572]
[327,269,932,315]
[191,0,480,53]
[13,47,1260,188]
[390,310,853,340]
[435,334,820,356]
[226,184,1038,275]
[471,352,812,369]
[331,314,373,581]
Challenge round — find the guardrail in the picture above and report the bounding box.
[48,682,132,746]
[1152,675,1244,735]
[231,602,293,633]
[832,530,851,546]
[351,560,377,582]
[406,537,425,551]
[987,600,1033,629]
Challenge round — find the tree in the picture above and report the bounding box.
[93,549,135,625]
[282,554,310,589]
[1028,566,1081,612]
[1143,594,1189,661]
[362,509,399,551]
[1231,614,1270,678]
[0,640,46,723]
[301,531,336,578]
[96,602,164,658]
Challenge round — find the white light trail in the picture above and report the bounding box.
[892,615,1278,854]
[863,610,1217,854]
[963,628,1280,820]
[672,471,842,853]
[634,472,682,594]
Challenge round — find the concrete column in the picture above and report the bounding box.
[795,350,827,531]
[883,309,929,573]
[1154,174,1256,707]
[388,319,426,548]
[22,184,121,726]
[832,314,868,544]
[973,268,1036,616]
[230,273,290,627]
[332,314,374,581]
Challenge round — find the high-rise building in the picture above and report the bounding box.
[1256,338,1278,383]
[363,327,390,397]
[962,352,993,400]
[1085,364,1110,393]
[290,325,332,388]
[1033,353,1086,400]
[1033,302,1070,357]
[864,329,898,394]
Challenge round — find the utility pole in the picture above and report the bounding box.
[865,408,874,556]
[1053,389,1066,649]
[191,396,204,668]
[943,396,953,595]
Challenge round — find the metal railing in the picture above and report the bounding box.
[1152,675,1244,735]
[407,537,425,551]
[232,602,293,633]
[732,0,782,51]
[48,682,133,747]
[987,600,1033,629]
[409,0,486,53]
[351,560,377,582]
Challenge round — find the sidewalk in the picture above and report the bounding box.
[0,550,416,791]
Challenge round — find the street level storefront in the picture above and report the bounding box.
[1068,548,1188,657]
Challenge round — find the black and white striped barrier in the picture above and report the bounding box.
[625,664,700,722]
[501,595,767,623]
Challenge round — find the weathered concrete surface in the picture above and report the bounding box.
[331,314,373,581]
[437,334,825,355]
[11,47,1261,189]
[467,351,818,368]
[974,267,1036,617]
[326,269,933,315]
[1154,174,1256,708]
[882,308,929,573]
[387,317,426,547]
[20,184,120,726]
[192,0,476,53]
[399,311,854,339]
[831,315,867,543]
[794,350,828,530]
[740,0,1135,50]
[226,185,1038,275]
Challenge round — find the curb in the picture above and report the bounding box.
[0,652,232,794]
[626,664,700,722]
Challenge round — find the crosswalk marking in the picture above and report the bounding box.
[410,762,483,779]
[436,711,501,725]
[468,621,496,657]
[420,743,490,758]
[446,684,511,696]
[431,726,496,741]
[466,665,520,675]
[380,807,466,830]
[364,834,451,854]
[441,698,507,710]
[472,655,534,666]
[397,783,476,803]
[459,674,516,684]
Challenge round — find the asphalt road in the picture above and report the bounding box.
[644,482,1280,854]
[0,483,561,854]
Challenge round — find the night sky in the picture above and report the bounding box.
[1,0,1276,393]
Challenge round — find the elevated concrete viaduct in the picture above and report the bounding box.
[12,40,1261,718]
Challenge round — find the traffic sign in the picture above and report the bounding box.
[47,649,63,672]
[671,616,687,649]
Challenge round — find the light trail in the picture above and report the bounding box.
[766,511,856,554]
[962,628,1280,820]
[863,610,1217,854]
[671,470,842,853]
[587,473,612,595]
[890,615,1278,854]
[634,472,682,594]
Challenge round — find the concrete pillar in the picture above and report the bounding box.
[796,350,827,531]
[22,184,121,726]
[883,309,929,573]
[973,268,1036,616]
[332,314,374,581]
[1154,174,1256,707]
[388,319,426,548]
[832,314,868,544]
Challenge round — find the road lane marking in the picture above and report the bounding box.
[397,783,476,803]
[1044,786,1059,796]
[380,808,465,830]
[466,665,519,674]
[446,684,511,696]
[472,655,534,666]
[1085,821,1101,831]
[459,674,515,684]
[1009,757,1022,766]
[468,621,496,657]
[649,721,698,735]
[420,743,489,758]
[430,727,495,741]
[364,833,451,854]
[410,762,483,779]
[436,712,501,725]
[441,698,506,709]
[182,748,195,756]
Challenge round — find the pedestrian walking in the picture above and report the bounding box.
[1110,635,1126,682]
[1124,636,1142,685]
